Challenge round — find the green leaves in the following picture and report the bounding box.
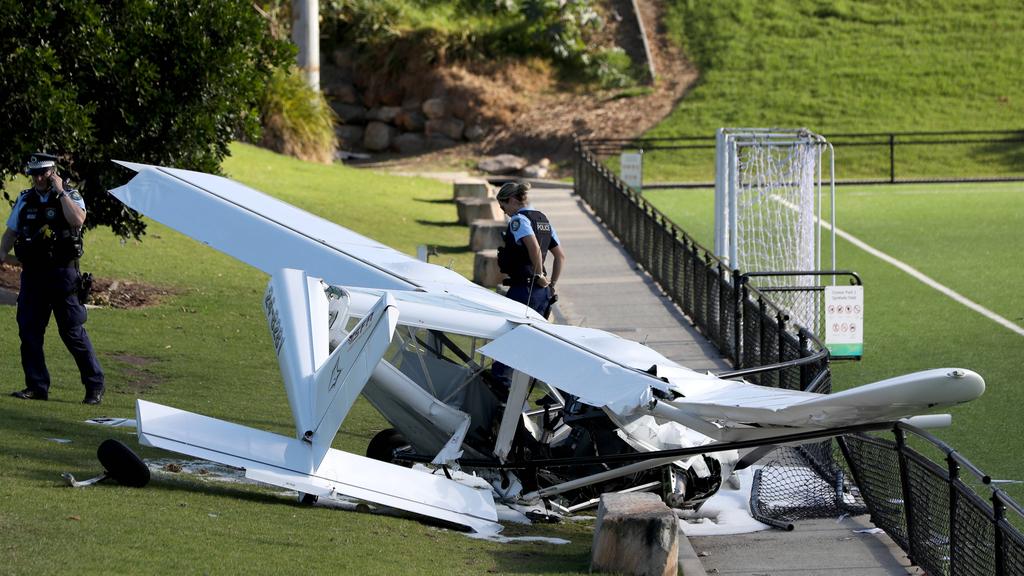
[0,0,291,239]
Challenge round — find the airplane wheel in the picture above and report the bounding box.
[366,428,410,466]
[299,493,318,506]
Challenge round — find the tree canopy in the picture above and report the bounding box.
[0,0,292,238]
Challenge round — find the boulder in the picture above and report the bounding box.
[335,125,365,149]
[392,132,427,154]
[590,493,678,576]
[453,177,492,200]
[473,249,503,288]
[478,154,528,175]
[324,81,359,105]
[395,110,426,132]
[422,97,447,119]
[330,102,367,124]
[426,118,465,141]
[470,220,506,251]
[363,121,398,152]
[366,106,402,123]
[521,158,552,179]
[456,197,501,225]
[427,133,459,150]
[464,124,487,142]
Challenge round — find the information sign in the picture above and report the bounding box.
[825,285,863,359]
[620,152,643,191]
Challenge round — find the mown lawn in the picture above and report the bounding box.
[631,0,1024,182]
[0,144,594,575]
[645,181,1024,501]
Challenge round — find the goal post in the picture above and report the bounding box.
[714,128,836,334]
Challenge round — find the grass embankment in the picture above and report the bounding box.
[645,182,1024,501]
[632,0,1024,182]
[0,144,593,575]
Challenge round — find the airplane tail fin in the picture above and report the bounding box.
[264,268,398,467]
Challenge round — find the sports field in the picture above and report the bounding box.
[645,180,1024,500]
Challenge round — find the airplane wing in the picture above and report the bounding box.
[479,324,985,442]
[109,161,543,321]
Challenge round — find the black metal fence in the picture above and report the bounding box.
[573,136,1024,574]
[583,129,1024,187]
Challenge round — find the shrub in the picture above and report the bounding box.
[0,0,291,239]
[260,67,338,163]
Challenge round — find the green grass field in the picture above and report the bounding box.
[629,0,1024,182]
[645,181,1024,501]
[0,144,594,575]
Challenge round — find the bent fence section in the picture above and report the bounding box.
[573,137,1024,574]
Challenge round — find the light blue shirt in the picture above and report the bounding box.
[6,188,86,230]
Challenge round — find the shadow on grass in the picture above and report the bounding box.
[414,197,454,205]
[415,218,462,228]
[488,547,592,574]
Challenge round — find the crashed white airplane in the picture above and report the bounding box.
[109,162,984,533]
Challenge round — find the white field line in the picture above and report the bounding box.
[769,194,1024,337]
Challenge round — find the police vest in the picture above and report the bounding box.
[14,189,84,266]
[497,210,554,282]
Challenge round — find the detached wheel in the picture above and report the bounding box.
[366,428,411,466]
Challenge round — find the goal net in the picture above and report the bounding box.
[714,128,834,334]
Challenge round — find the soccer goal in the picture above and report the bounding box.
[714,128,836,334]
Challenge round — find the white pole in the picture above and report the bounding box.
[292,0,320,90]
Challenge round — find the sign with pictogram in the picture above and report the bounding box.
[825,285,863,359]
[620,151,643,192]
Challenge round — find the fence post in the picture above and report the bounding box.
[733,270,743,368]
[993,490,1006,576]
[895,426,918,566]
[946,453,960,575]
[889,133,896,184]
[798,329,809,390]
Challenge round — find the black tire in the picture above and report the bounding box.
[365,428,410,466]
[97,439,150,488]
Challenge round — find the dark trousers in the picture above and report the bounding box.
[17,265,104,394]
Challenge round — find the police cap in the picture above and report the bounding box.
[26,153,58,175]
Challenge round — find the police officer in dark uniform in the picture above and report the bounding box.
[495,181,565,316]
[1,153,105,404]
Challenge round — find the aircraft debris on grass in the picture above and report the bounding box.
[108,162,984,533]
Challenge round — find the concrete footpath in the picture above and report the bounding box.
[524,182,918,576]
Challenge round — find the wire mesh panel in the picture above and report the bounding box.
[905,453,953,576]
[951,485,996,576]
[778,329,803,390]
[751,441,867,526]
[1005,520,1024,576]
[841,434,910,551]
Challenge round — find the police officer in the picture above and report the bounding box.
[495,181,565,316]
[1,153,105,404]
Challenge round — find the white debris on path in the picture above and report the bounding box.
[678,467,771,536]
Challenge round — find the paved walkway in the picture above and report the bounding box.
[524,181,916,576]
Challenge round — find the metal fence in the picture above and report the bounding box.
[583,129,1024,187]
[573,136,1024,574]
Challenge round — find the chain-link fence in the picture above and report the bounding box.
[574,136,1024,573]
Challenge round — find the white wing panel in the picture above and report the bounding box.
[478,325,669,413]
[669,368,985,429]
[136,400,498,532]
[111,162,425,289]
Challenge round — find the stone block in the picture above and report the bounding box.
[335,125,365,149]
[478,154,528,175]
[392,132,427,154]
[473,249,503,288]
[456,197,501,225]
[422,97,447,119]
[331,102,367,124]
[363,121,397,152]
[453,178,492,200]
[590,493,678,576]
[469,220,506,251]
[395,110,426,132]
[366,106,402,123]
